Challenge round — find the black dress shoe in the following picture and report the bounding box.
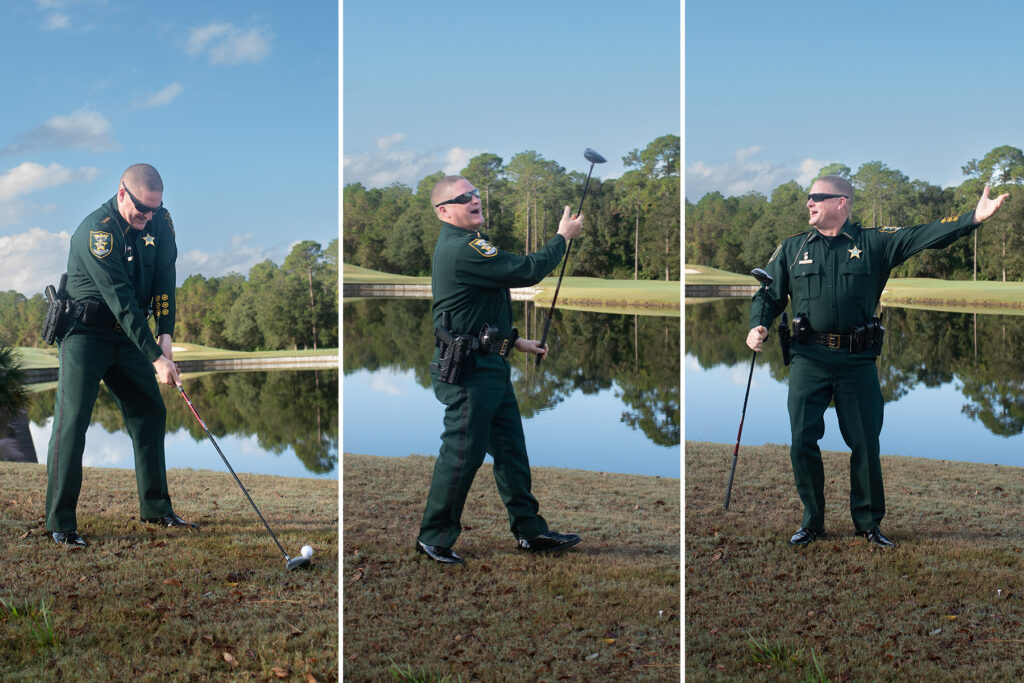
[416,540,464,564]
[858,526,895,548]
[52,530,87,547]
[516,530,582,552]
[141,513,198,530]
[789,528,826,546]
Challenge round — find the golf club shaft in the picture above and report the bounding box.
[723,351,757,510]
[177,386,292,561]
[535,163,595,366]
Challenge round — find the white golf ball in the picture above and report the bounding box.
[300,545,313,559]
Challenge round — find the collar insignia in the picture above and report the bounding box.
[848,246,862,259]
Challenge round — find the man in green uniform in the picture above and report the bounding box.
[416,175,584,565]
[46,163,195,548]
[748,175,1008,548]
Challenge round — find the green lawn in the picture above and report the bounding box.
[13,344,337,370]
[685,263,1024,311]
[344,263,679,312]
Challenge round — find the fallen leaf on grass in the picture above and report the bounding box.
[272,666,289,678]
[930,629,942,636]
[19,531,30,539]
[602,638,616,644]
[290,626,304,637]
[163,579,182,586]
[946,615,957,621]
[306,674,319,683]
[586,653,599,660]
[222,652,237,665]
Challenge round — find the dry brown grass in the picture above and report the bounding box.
[686,442,1024,681]
[343,453,680,681]
[0,462,337,681]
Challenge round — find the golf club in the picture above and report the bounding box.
[177,385,311,571]
[723,268,774,510]
[536,147,607,367]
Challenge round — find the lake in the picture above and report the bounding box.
[685,299,1024,466]
[342,298,680,478]
[25,369,338,479]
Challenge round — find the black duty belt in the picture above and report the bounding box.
[806,331,852,349]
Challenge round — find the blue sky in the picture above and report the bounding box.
[343,0,680,189]
[686,0,1024,202]
[0,1,337,297]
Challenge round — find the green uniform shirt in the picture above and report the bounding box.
[750,210,978,333]
[66,196,177,362]
[431,222,567,371]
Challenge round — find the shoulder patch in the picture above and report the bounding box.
[767,244,782,264]
[89,230,113,258]
[879,226,902,233]
[469,237,497,257]
[164,210,174,234]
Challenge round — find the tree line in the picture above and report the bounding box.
[343,135,681,281]
[687,145,1024,281]
[0,239,339,351]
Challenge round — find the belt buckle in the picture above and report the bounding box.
[827,333,840,349]
[499,338,510,357]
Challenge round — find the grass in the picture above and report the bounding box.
[343,453,680,681]
[686,441,1024,681]
[343,263,679,312]
[0,462,338,681]
[684,262,1024,312]
[13,343,338,370]
[682,264,754,285]
[881,278,1024,313]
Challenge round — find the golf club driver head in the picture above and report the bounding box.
[750,268,773,286]
[286,555,312,571]
[584,148,607,164]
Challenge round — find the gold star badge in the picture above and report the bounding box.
[848,246,862,259]
[142,233,156,247]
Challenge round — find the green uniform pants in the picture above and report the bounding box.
[46,329,173,532]
[418,364,548,548]
[787,349,885,532]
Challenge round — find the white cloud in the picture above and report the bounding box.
[0,228,71,296]
[344,140,484,188]
[0,162,100,201]
[138,82,184,109]
[43,13,69,30]
[176,234,288,282]
[686,147,830,201]
[1,109,115,155]
[444,147,478,175]
[186,22,272,65]
[375,133,405,151]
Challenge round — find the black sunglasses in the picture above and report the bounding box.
[807,193,848,202]
[123,183,163,214]
[434,188,480,207]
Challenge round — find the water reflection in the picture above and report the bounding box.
[686,299,1024,462]
[25,370,338,477]
[343,299,680,476]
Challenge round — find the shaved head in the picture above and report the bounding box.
[431,176,467,207]
[121,163,163,193]
[816,175,854,208]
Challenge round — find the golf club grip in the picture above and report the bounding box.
[177,386,291,560]
[535,317,553,367]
